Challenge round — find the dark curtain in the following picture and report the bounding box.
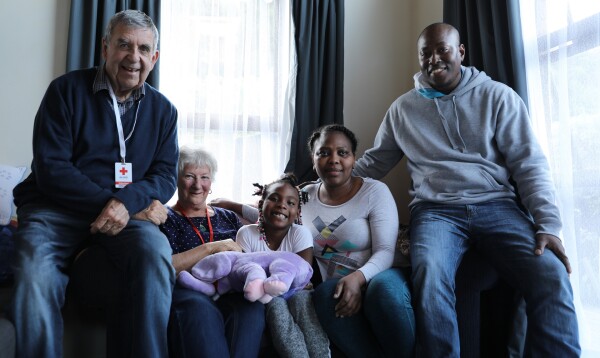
[285,0,345,182]
[443,0,528,107]
[66,0,161,88]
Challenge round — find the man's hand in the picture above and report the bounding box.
[535,233,572,274]
[132,200,168,225]
[90,198,130,236]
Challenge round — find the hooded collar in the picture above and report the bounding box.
[414,66,490,99]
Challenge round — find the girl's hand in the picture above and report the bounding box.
[333,271,366,317]
[207,239,243,255]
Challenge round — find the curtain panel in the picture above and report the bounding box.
[66,0,161,88]
[159,1,296,204]
[443,0,528,106]
[285,0,345,183]
[520,2,600,354]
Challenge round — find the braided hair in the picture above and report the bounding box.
[252,173,307,241]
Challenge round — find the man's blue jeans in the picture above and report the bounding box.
[313,267,416,358]
[8,203,174,358]
[168,285,265,358]
[410,199,580,357]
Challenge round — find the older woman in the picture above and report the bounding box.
[214,125,415,357]
[160,146,265,358]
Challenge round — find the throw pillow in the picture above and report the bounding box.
[0,165,26,226]
[393,224,411,267]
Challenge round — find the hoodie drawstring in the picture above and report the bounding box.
[434,96,467,152]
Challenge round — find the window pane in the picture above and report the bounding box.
[160,0,295,204]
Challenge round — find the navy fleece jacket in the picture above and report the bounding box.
[14,68,178,217]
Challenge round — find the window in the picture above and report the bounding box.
[520,1,600,355]
[160,0,296,204]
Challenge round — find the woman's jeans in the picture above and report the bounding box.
[410,199,580,357]
[9,203,174,358]
[313,267,415,358]
[168,285,265,358]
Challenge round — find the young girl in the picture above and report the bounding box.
[236,173,330,358]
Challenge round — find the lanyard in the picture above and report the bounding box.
[107,84,138,163]
[177,204,214,245]
[107,84,127,162]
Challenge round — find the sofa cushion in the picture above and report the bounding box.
[0,222,17,285]
[0,317,16,358]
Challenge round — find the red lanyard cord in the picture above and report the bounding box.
[177,204,214,245]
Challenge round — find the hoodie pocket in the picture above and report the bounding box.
[417,169,506,201]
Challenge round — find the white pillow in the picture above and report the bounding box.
[0,165,27,225]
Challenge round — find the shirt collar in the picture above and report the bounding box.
[93,66,145,102]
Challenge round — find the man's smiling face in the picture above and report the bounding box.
[417,24,465,94]
[102,23,159,100]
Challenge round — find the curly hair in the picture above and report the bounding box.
[177,146,218,180]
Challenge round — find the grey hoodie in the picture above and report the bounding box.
[354,66,561,237]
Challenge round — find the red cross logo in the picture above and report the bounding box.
[119,167,128,175]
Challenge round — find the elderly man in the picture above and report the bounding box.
[9,10,178,357]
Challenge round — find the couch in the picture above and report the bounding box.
[0,227,525,358]
[0,303,16,358]
[0,237,524,358]
[0,162,524,357]
[60,241,524,358]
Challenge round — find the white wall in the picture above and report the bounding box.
[0,0,70,167]
[0,0,442,222]
[344,0,442,222]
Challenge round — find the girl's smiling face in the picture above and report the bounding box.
[260,182,299,230]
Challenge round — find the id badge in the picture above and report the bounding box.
[115,162,133,188]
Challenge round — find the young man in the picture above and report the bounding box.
[9,10,178,357]
[354,22,580,357]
